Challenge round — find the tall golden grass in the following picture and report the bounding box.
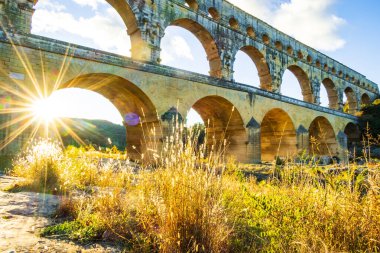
[8,127,380,252]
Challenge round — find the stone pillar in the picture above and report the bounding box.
[246,117,261,163]
[0,0,34,34]
[123,117,161,161]
[131,14,163,63]
[215,32,236,80]
[311,78,321,105]
[337,89,344,111]
[160,107,183,143]
[337,131,348,163]
[219,48,234,80]
[355,89,362,112]
[296,125,309,153]
[268,61,282,93]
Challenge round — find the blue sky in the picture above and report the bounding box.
[32,0,380,125]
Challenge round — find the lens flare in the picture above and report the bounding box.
[0,28,89,151]
[31,98,56,124]
[124,113,140,126]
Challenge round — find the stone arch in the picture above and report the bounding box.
[165,18,221,77]
[60,73,160,160]
[321,78,338,109]
[282,65,314,103]
[261,108,297,161]
[33,0,144,60]
[343,87,358,114]
[190,96,246,162]
[308,116,338,156]
[208,7,220,20]
[344,122,361,152]
[361,93,371,106]
[236,45,272,90]
[184,0,198,10]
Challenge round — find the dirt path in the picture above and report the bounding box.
[0,175,119,252]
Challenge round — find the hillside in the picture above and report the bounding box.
[56,118,126,150]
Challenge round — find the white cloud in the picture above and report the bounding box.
[161,35,194,64]
[35,0,66,12]
[229,0,346,52]
[273,0,346,51]
[32,1,130,56]
[227,0,279,23]
[71,0,106,10]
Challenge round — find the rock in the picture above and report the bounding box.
[1,250,16,253]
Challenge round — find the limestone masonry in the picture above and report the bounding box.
[0,0,378,163]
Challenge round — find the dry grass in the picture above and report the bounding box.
[8,129,380,252]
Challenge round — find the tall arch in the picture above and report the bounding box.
[60,73,160,160]
[234,46,272,90]
[361,93,371,106]
[309,116,338,156]
[165,18,221,77]
[344,87,358,114]
[32,0,144,59]
[321,78,338,109]
[33,0,138,34]
[190,96,246,162]
[261,108,297,161]
[282,65,314,103]
[344,123,361,152]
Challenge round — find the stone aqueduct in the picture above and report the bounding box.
[0,0,379,162]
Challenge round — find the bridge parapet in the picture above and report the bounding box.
[1,0,379,99]
[0,32,362,122]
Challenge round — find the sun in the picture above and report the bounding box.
[31,97,56,124]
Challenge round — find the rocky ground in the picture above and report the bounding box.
[0,175,120,252]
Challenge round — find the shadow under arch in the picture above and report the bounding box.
[282,65,314,103]
[32,0,144,59]
[165,18,222,78]
[344,122,361,152]
[260,108,297,162]
[321,78,339,109]
[236,45,272,91]
[189,95,247,162]
[344,87,358,114]
[308,116,338,156]
[59,73,160,160]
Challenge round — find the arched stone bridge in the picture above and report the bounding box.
[0,0,378,163]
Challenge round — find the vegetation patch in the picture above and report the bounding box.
[8,129,380,252]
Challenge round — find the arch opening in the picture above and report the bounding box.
[59,74,160,160]
[287,46,293,55]
[275,41,283,51]
[37,88,126,149]
[234,46,272,90]
[261,109,297,162]
[281,65,313,102]
[344,123,361,153]
[208,7,220,20]
[229,17,239,29]
[361,93,371,107]
[185,0,198,10]
[321,78,338,109]
[262,34,270,45]
[246,27,255,38]
[190,96,246,162]
[343,87,357,114]
[32,0,139,57]
[163,18,221,77]
[309,116,338,157]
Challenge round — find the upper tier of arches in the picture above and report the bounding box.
[29,0,378,112]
